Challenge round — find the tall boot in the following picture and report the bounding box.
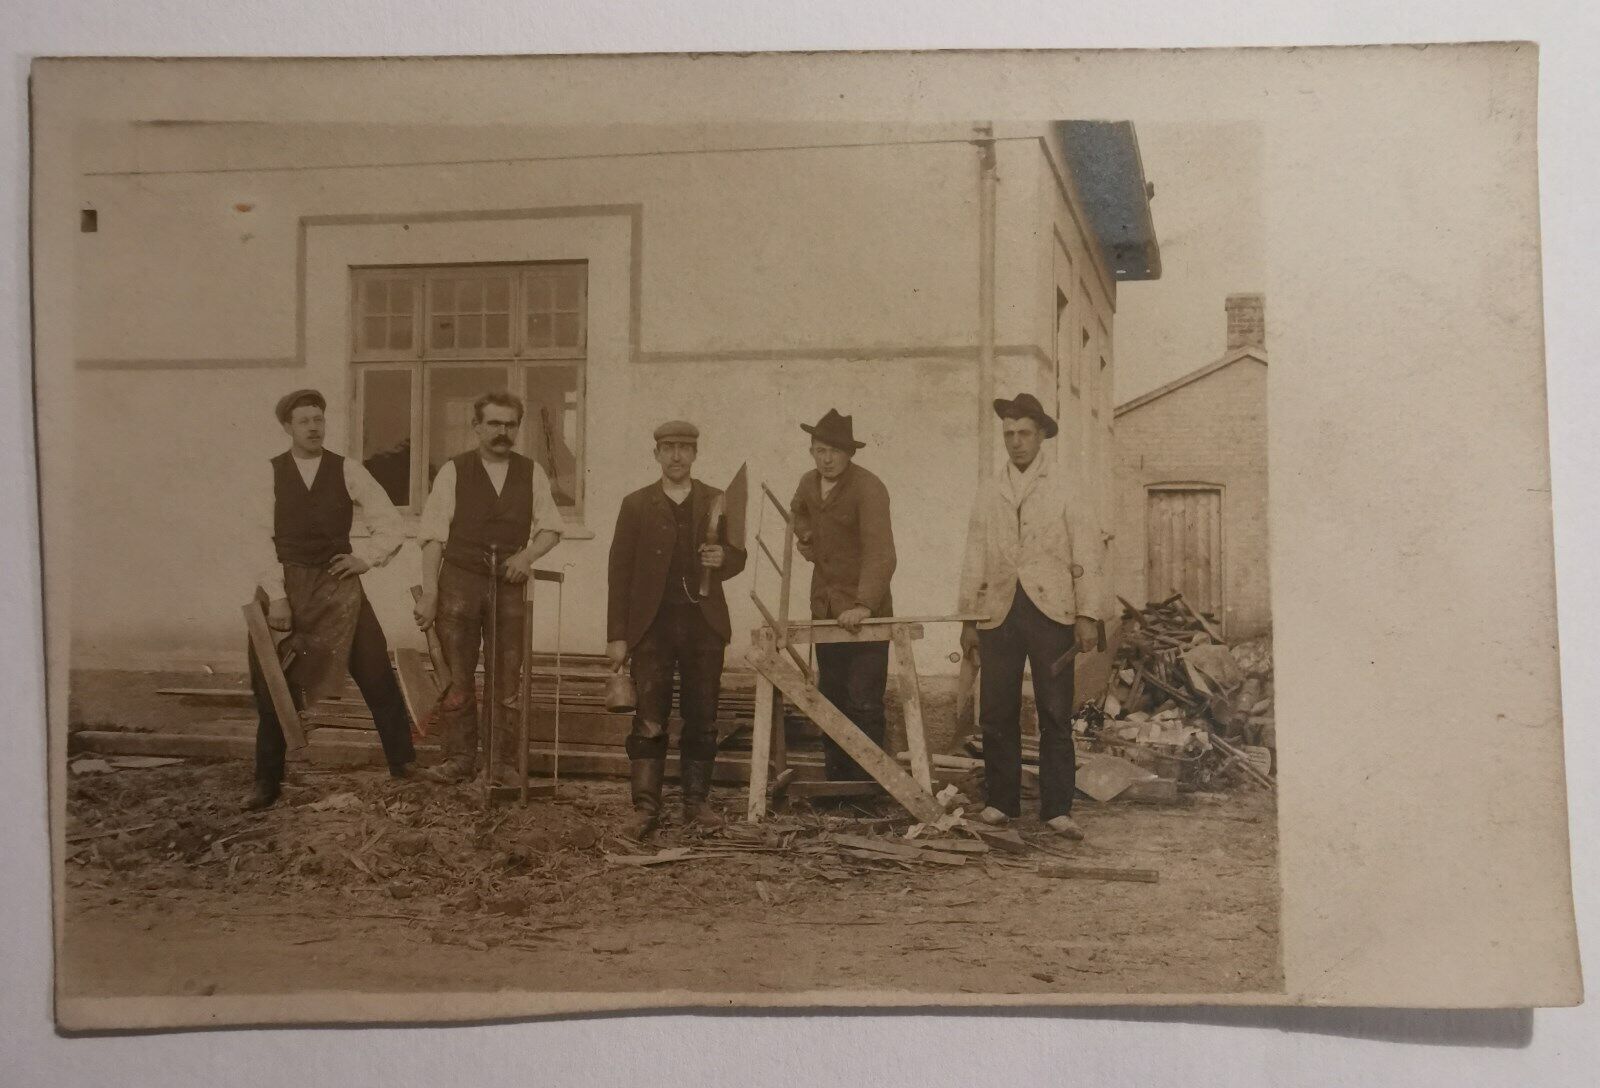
[681,760,724,829]
[622,757,665,841]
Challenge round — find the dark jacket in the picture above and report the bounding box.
[790,462,896,620]
[607,479,748,648]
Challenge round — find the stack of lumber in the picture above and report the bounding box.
[70,654,828,784]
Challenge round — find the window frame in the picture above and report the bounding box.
[349,261,589,521]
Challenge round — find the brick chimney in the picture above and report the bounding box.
[1225,293,1265,352]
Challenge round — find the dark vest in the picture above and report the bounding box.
[272,451,353,566]
[443,451,535,572]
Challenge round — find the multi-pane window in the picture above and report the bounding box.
[352,262,587,517]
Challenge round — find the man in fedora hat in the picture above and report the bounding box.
[958,392,1101,839]
[790,409,898,782]
[243,388,417,810]
[607,420,747,839]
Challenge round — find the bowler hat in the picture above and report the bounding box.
[800,408,866,451]
[992,392,1058,439]
[275,388,326,424]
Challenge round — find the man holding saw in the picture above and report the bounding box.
[414,391,564,789]
[607,421,747,839]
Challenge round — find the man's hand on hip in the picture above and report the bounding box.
[328,553,370,580]
[1074,616,1098,655]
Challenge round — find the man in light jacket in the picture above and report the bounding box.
[958,393,1100,839]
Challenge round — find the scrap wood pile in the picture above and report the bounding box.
[942,595,1274,804]
[1079,594,1275,794]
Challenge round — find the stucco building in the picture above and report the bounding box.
[66,120,1159,672]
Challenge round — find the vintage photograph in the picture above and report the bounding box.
[33,45,1576,1028]
[52,104,1279,1010]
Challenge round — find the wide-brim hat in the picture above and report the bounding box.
[275,388,326,423]
[993,393,1058,439]
[800,408,866,451]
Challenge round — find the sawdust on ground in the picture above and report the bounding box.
[60,760,1282,999]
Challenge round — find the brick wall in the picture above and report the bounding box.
[1113,357,1270,637]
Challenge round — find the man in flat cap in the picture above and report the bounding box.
[607,420,747,838]
[958,393,1101,839]
[790,409,898,783]
[413,391,564,787]
[244,389,417,810]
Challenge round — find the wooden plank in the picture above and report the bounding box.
[71,730,817,785]
[782,624,915,646]
[892,624,933,794]
[1037,863,1159,884]
[747,630,777,821]
[769,683,787,778]
[786,781,881,800]
[241,601,306,752]
[751,650,945,825]
[797,614,984,629]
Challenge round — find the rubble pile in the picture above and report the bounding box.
[1080,595,1275,792]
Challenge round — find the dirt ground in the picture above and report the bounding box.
[59,757,1282,1001]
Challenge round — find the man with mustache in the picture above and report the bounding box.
[245,388,417,810]
[414,392,564,787]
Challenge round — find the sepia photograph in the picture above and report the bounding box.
[28,44,1577,1029]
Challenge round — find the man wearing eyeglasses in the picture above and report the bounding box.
[414,391,564,787]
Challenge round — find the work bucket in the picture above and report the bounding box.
[605,670,637,715]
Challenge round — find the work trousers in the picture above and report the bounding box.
[815,640,890,781]
[250,588,415,786]
[977,587,1078,820]
[435,561,526,771]
[625,602,725,763]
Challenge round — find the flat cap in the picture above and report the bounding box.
[653,419,700,442]
[275,388,326,423]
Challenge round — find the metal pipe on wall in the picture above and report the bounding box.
[974,122,997,485]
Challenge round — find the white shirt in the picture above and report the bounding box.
[416,455,565,549]
[958,451,1103,629]
[255,452,405,600]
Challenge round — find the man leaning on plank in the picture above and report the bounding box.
[790,409,897,783]
[958,393,1100,840]
[244,389,417,811]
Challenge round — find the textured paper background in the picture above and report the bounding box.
[6,0,1599,1083]
[31,43,1578,1020]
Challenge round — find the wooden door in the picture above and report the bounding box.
[1145,487,1223,623]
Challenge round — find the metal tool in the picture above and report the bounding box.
[483,544,499,806]
[517,575,532,805]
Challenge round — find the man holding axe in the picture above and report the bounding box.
[958,393,1101,840]
[607,421,747,839]
[413,392,564,788]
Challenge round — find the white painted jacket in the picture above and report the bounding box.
[958,453,1102,629]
